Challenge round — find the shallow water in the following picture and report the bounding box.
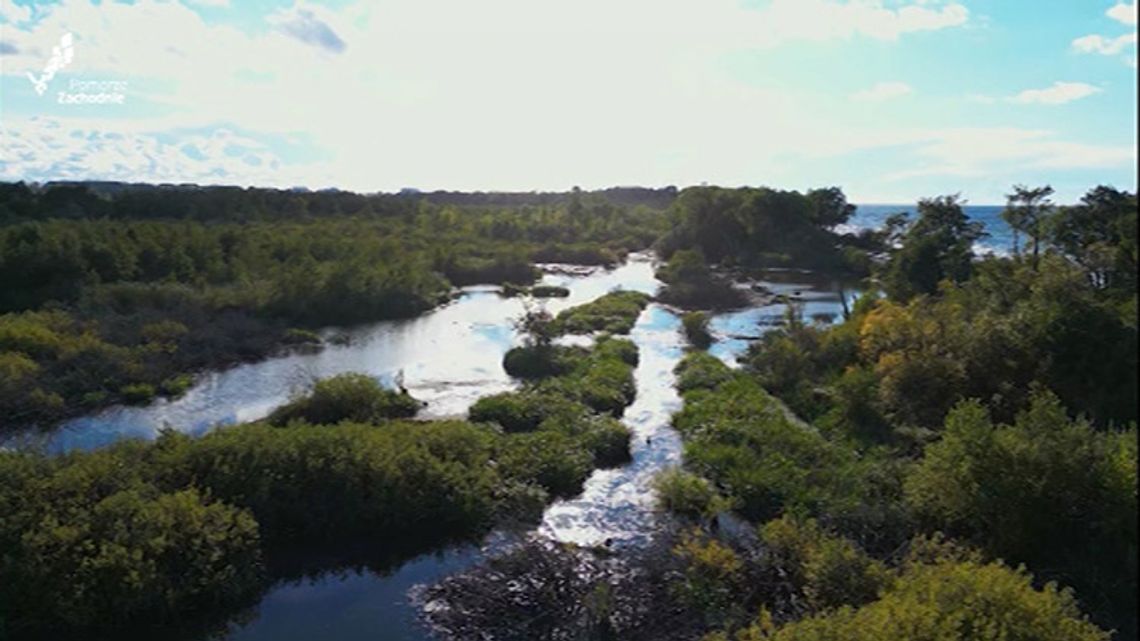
[7,253,852,640]
[539,302,684,547]
[4,256,659,454]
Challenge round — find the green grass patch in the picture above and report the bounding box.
[553,290,651,335]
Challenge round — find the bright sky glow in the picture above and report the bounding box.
[0,0,1136,202]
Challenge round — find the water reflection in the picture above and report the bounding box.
[214,263,852,641]
[5,256,661,455]
[7,254,853,640]
[225,543,491,641]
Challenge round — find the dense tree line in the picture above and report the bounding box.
[0,182,669,429]
[656,185,870,274]
[654,184,1137,639]
[748,185,1137,431]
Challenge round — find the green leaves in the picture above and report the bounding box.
[265,372,422,426]
[906,392,1138,635]
[552,290,651,335]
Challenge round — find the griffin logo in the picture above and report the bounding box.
[26,32,74,96]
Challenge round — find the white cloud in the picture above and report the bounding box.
[1072,32,1138,55]
[2,0,1130,201]
[723,0,969,46]
[1009,81,1102,105]
[0,0,975,190]
[851,81,913,102]
[885,128,1137,180]
[1107,2,1138,26]
[0,117,320,187]
[0,0,32,23]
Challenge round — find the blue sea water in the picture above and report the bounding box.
[849,204,1012,256]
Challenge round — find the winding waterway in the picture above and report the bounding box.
[6,254,855,640]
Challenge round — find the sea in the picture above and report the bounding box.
[847,204,1011,256]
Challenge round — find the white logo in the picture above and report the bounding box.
[24,32,129,105]
[26,33,74,96]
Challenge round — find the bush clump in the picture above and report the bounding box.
[682,311,713,349]
[502,327,639,416]
[530,285,571,298]
[469,390,583,433]
[744,558,1109,641]
[441,253,539,287]
[0,448,264,635]
[266,372,422,425]
[672,358,909,549]
[579,414,634,467]
[906,392,1138,635]
[500,284,571,299]
[471,328,640,495]
[553,290,651,335]
[656,250,747,310]
[119,382,157,405]
[674,351,733,394]
[759,515,890,612]
[654,468,724,519]
[502,344,581,379]
[282,328,321,345]
[159,374,195,398]
[531,243,621,266]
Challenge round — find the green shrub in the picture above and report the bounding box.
[655,250,746,310]
[159,374,194,398]
[752,559,1109,641]
[654,468,723,519]
[553,290,651,335]
[759,515,889,611]
[468,391,583,432]
[906,392,1138,635]
[0,448,263,635]
[579,415,632,467]
[500,283,573,299]
[282,328,322,345]
[682,311,713,349]
[530,285,571,298]
[515,337,639,416]
[266,373,422,425]
[499,282,529,297]
[496,431,594,498]
[595,334,640,366]
[119,382,157,405]
[531,244,620,266]
[502,345,579,379]
[675,351,733,394]
[673,368,909,548]
[161,421,501,543]
[476,336,636,488]
[671,529,747,624]
[442,253,539,287]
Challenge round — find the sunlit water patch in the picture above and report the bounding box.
[539,303,685,547]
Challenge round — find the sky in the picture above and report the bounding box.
[0,0,1136,203]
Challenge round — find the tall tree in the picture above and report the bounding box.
[882,195,986,300]
[1047,185,1138,293]
[1002,184,1054,269]
[806,186,856,228]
